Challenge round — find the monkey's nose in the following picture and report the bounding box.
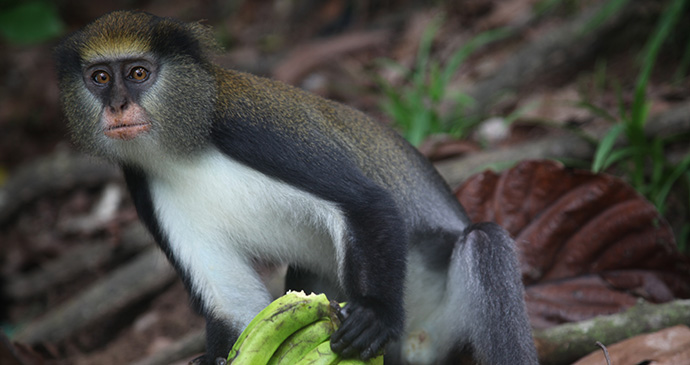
[109,98,129,112]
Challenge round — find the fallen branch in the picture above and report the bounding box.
[534,299,690,365]
[14,248,176,345]
[0,151,119,225]
[435,131,593,187]
[4,222,153,300]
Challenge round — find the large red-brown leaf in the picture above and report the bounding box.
[454,160,690,328]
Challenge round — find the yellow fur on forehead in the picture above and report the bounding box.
[74,11,220,63]
[78,11,154,60]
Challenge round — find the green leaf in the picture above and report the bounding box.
[650,138,665,193]
[575,100,617,122]
[592,123,625,173]
[631,0,687,131]
[408,109,432,146]
[375,15,508,145]
[602,147,635,172]
[504,100,539,126]
[0,2,64,44]
[429,61,443,102]
[413,15,443,89]
[653,152,690,214]
[440,28,510,93]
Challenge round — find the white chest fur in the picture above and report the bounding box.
[146,150,346,324]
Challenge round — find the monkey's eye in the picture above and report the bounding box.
[129,67,149,81]
[92,71,111,85]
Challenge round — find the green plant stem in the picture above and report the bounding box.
[628,0,687,188]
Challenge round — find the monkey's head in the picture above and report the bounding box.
[55,11,219,164]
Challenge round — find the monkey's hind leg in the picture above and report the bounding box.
[402,222,538,364]
[447,222,538,364]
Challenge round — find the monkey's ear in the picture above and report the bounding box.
[149,18,221,64]
[187,21,222,54]
[53,32,84,82]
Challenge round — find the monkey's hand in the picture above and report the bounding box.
[330,299,402,360]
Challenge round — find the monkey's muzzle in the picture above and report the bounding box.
[103,104,152,140]
[104,121,151,140]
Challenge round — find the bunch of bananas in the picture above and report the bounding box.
[226,291,383,365]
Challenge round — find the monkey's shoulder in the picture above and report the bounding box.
[212,68,374,130]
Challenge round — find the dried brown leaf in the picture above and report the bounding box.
[455,160,690,328]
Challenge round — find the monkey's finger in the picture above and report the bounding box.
[330,310,370,354]
[330,305,367,342]
[359,329,388,360]
[331,327,366,354]
[341,322,388,360]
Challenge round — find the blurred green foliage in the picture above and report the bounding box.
[376,16,509,146]
[0,1,64,44]
[589,0,690,250]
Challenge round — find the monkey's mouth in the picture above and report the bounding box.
[104,121,152,140]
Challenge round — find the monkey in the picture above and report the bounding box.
[54,11,538,365]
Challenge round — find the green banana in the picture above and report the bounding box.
[296,339,340,365]
[227,291,331,364]
[268,318,334,365]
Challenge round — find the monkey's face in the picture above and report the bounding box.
[59,53,167,165]
[83,57,157,141]
[55,11,218,166]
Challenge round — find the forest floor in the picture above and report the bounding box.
[1,0,689,364]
